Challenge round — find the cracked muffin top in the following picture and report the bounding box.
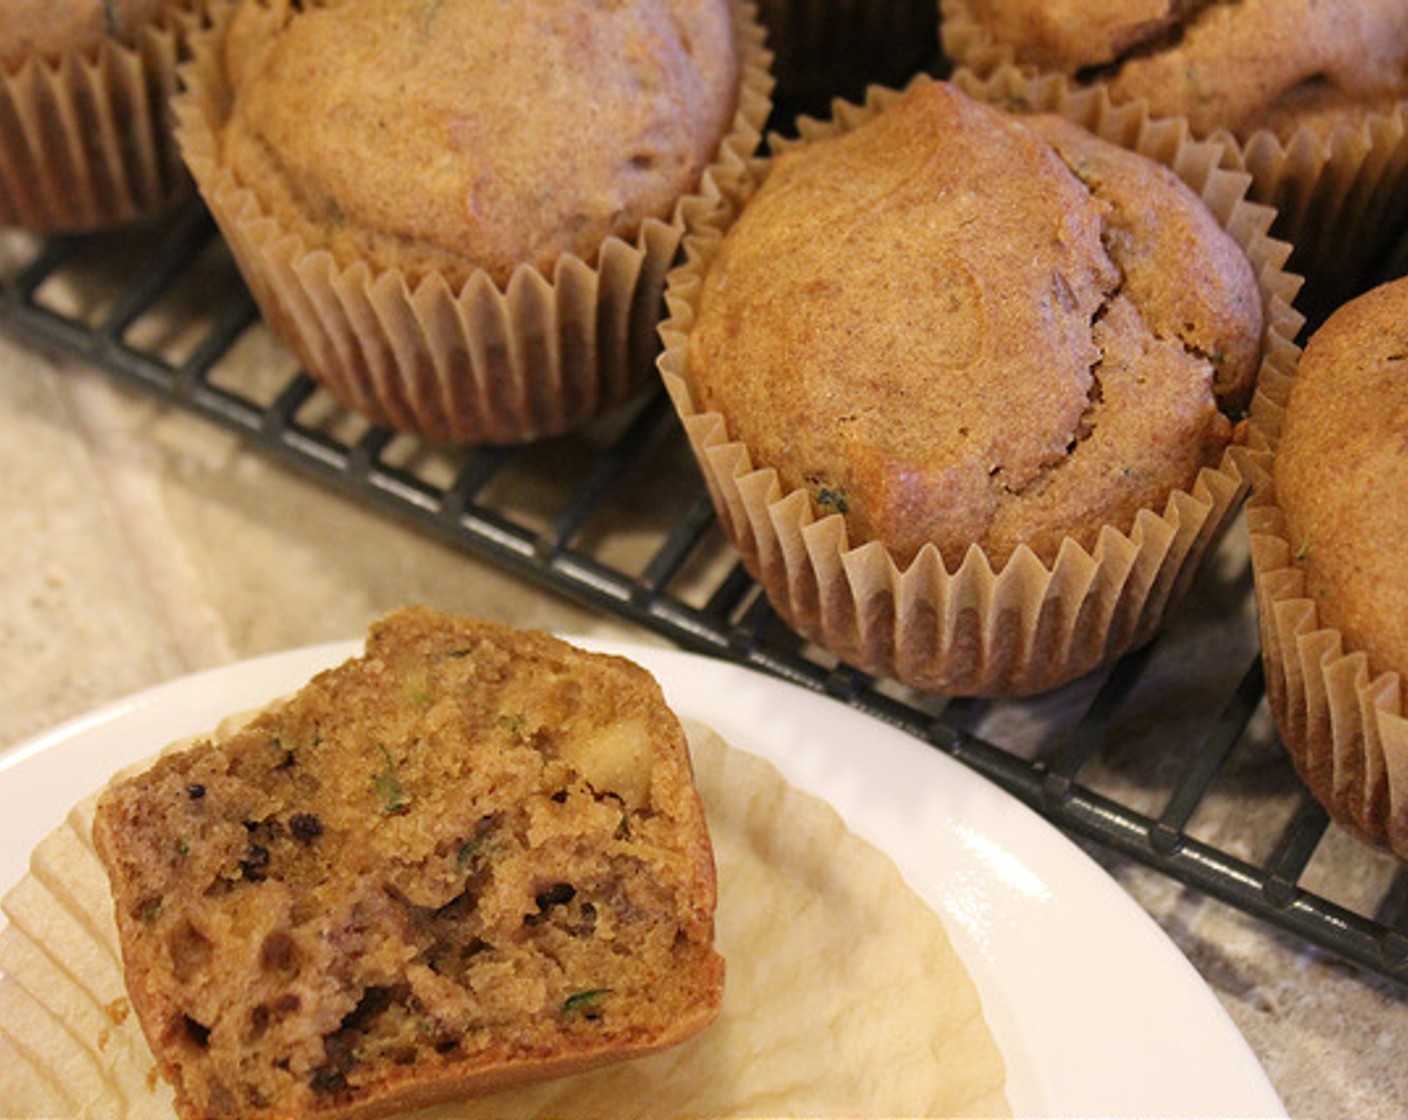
[947,0,1408,140]
[216,0,740,288]
[686,79,1262,570]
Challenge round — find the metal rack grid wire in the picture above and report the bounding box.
[6,190,1408,994]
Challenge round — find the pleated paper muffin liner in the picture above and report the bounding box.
[1245,369,1408,859]
[173,2,774,447]
[756,0,939,101]
[0,5,207,234]
[659,73,1303,697]
[0,719,1010,1118]
[939,0,1408,319]
[0,793,176,1117]
[1224,110,1408,319]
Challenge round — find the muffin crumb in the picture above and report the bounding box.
[93,607,724,1120]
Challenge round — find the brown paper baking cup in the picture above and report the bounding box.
[1219,109,1408,318]
[757,0,939,101]
[0,795,177,1117]
[660,74,1303,697]
[0,8,204,234]
[173,2,773,447]
[940,0,1408,319]
[1245,375,1408,858]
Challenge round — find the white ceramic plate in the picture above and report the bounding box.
[0,638,1286,1118]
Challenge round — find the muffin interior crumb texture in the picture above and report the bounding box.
[92,607,723,1119]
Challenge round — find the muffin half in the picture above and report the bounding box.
[93,607,725,1119]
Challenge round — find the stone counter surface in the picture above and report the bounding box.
[3,335,1407,1117]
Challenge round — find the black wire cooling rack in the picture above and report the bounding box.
[6,184,1408,994]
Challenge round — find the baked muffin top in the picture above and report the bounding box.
[687,80,1262,570]
[0,0,182,70]
[217,0,739,289]
[954,0,1408,139]
[1274,275,1408,678]
[954,0,1186,74]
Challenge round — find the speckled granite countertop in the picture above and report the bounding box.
[2,321,1407,1117]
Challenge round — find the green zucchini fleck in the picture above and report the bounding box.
[373,745,410,815]
[562,988,613,1017]
[455,838,481,869]
[815,486,849,514]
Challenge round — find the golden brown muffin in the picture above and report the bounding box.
[218,0,741,290]
[92,607,724,1120]
[942,0,1408,141]
[175,0,770,445]
[686,80,1260,571]
[0,0,204,232]
[662,75,1298,696]
[1274,280,1408,674]
[1249,276,1408,858]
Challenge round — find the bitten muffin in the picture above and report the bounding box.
[175,0,771,444]
[1249,275,1408,857]
[0,0,204,232]
[92,607,724,1120]
[940,0,1408,316]
[661,77,1298,695]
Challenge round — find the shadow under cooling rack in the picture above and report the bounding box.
[6,198,1408,992]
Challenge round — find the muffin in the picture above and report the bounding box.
[0,0,206,233]
[757,0,939,104]
[174,0,772,446]
[661,76,1301,696]
[940,0,1408,316]
[0,710,1010,1119]
[1248,275,1408,859]
[91,607,725,1120]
